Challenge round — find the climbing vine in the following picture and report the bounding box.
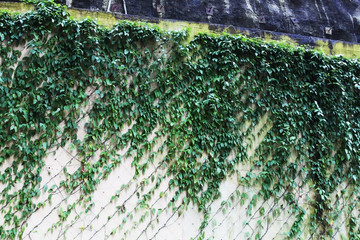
[1,1,360,239]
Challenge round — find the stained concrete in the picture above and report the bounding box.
[2,1,360,58]
[1,0,359,42]
[65,0,360,43]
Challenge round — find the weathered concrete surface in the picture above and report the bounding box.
[2,1,360,58]
[70,0,360,43]
[1,3,360,240]
[2,0,360,43]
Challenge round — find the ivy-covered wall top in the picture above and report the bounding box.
[1,1,360,239]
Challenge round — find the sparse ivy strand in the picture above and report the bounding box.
[1,0,360,239]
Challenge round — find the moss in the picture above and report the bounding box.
[68,8,117,28]
[332,42,360,58]
[157,20,212,41]
[0,2,34,13]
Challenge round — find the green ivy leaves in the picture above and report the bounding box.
[1,1,360,239]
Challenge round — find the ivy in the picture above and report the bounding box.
[1,1,360,239]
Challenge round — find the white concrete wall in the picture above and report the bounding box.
[2,103,354,240]
[0,18,359,240]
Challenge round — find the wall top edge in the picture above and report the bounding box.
[1,2,360,59]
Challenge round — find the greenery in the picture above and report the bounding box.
[1,1,360,239]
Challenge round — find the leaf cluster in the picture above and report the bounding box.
[1,1,360,239]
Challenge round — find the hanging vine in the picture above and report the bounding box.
[1,1,360,239]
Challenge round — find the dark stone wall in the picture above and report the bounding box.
[72,0,103,10]
[156,0,360,43]
[60,0,360,43]
[125,0,153,16]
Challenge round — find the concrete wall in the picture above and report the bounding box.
[5,89,356,240]
[39,0,360,43]
[2,2,360,58]
[0,3,360,240]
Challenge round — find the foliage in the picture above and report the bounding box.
[1,1,360,239]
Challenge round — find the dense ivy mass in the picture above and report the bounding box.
[1,1,360,239]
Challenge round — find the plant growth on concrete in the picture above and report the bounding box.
[1,1,360,239]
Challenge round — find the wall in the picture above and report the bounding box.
[2,2,360,59]
[1,2,360,240]
[43,0,360,43]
